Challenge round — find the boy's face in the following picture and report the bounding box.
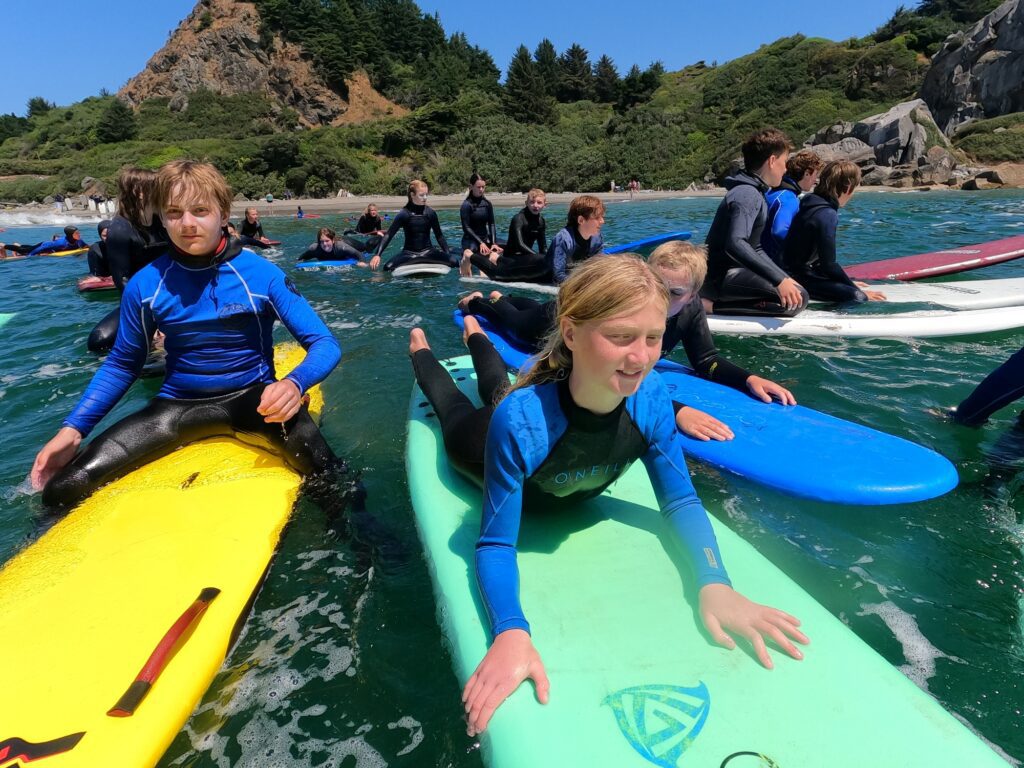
[163,200,228,256]
[527,196,546,214]
[798,168,820,192]
[762,150,790,188]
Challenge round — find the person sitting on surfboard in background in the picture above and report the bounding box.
[297,205,305,219]
[465,188,549,283]
[782,161,886,304]
[950,346,1024,427]
[762,150,823,264]
[412,255,808,737]
[546,194,605,284]
[86,220,112,278]
[702,128,809,317]
[240,206,272,245]
[226,221,276,250]
[31,160,345,509]
[298,226,364,263]
[369,180,455,272]
[460,240,795,441]
[27,225,87,256]
[341,203,386,254]
[458,173,503,276]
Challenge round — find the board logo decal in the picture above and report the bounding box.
[605,683,710,767]
[0,732,85,766]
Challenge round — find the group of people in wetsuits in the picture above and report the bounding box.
[17,143,1024,739]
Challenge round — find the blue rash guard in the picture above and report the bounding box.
[763,176,802,265]
[64,240,341,437]
[547,226,604,284]
[477,372,731,636]
[28,236,86,256]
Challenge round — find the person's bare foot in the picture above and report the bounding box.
[462,315,484,346]
[701,297,714,315]
[458,291,483,312]
[409,328,430,354]
[488,291,503,301]
[459,253,473,277]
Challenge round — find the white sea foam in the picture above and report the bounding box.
[0,212,104,228]
[387,716,424,756]
[858,601,961,690]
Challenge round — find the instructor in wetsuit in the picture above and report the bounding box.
[458,173,502,276]
[411,255,808,736]
[31,160,345,509]
[369,180,454,272]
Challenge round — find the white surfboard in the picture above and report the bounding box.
[460,276,557,295]
[391,263,451,278]
[707,305,1024,338]
[863,277,1024,310]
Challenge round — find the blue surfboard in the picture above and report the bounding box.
[605,230,692,255]
[295,259,358,270]
[453,310,958,505]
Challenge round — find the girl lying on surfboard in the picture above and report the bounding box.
[31,160,345,508]
[410,254,808,736]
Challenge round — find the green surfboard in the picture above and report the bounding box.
[406,356,1005,767]
[0,313,14,329]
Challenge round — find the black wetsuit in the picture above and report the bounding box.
[954,346,1024,426]
[87,221,112,277]
[375,203,454,271]
[298,240,363,262]
[89,215,170,353]
[342,213,385,253]
[357,214,384,234]
[240,219,266,240]
[470,207,548,282]
[460,195,497,253]
[702,170,808,317]
[782,193,866,304]
[467,295,556,348]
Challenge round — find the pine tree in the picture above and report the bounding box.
[556,44,594,102]
[96,99,138,143]
[533,38,559,98]
[503,45,555,124]
[593,54,621,103]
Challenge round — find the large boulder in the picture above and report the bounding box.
[805,137,875,164]
[919,0,1024,136]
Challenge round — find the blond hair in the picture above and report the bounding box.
[153,160,233,217]
[648,241,708,290]
[406,179,428,206]
[508,254,668,393]
[526,188,546,203]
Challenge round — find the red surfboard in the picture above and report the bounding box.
[77,275,116,292]
[846,234,1024,281]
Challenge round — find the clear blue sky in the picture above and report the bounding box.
[1,0,911,116]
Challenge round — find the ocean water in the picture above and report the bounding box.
[0,189,1022,766]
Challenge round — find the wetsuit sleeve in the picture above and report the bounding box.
[63,279,153,436]
[770,192,799,250]
[538,218,547,255]
[592,232,604,255]
[476,400,531,636]
[106,219,139,291]
[725,187,788,285]
[549,230,572,284]
[375,209,407,256]
[638,375,731,588]
[428,209,449,253]
[256,224,266,240]
[28,238,68,256]
[810,209,855,286]
[508,213,538,258]
[87,243,109,277]
[266,266,341,395]
[487,201,496,244]
[460,200,483,246]
[675,299,751,391]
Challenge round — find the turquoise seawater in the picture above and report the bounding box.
[0,189,1022,766]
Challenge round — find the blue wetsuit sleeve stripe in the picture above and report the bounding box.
[638,375,731,588]
[63,280,152,436]
[266,267,340,395]
[477,400,531,636]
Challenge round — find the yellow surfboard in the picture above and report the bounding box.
[0,345,321,767]
[39,247,89,257]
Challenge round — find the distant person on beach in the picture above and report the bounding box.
[299,227,363,263]
[53,193,65,213]
[27,226,86,256]
[951,347,1024,427]
[459,173,503,276]
[369,180,455,272]
[783,161,886,304]
[87,220,112,278]
[763,150,824,264]
[465,188,549,283]
[546,194,605,284]
[240,207,271,244]
[460,241,795,440]
[31,160,346,509]
[702,128,809,317]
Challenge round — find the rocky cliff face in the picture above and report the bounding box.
[118,0,406,127]
[919,0,1024,136]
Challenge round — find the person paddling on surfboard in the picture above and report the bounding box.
[31,160,345,508]
[460,240,796,441]
[782,161,886,304]
[369,180,456,272]
[413,255,808,736]
[26,225,86,256]
[298,226,364,263]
